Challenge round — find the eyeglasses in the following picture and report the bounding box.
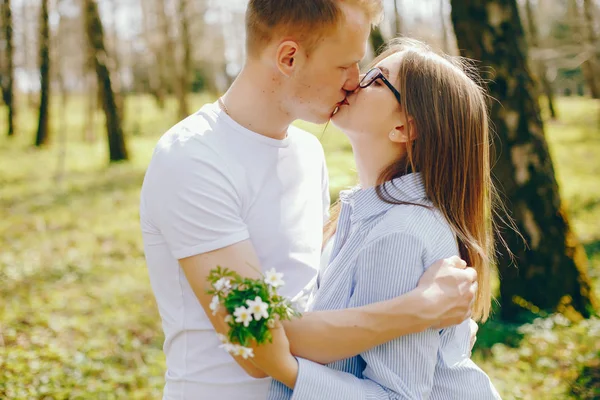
[359,67,402,104]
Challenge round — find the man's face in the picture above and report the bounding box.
[287,4,371,124]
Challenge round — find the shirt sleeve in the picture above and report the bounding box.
[146,139,249,260]
[290,232,439,400]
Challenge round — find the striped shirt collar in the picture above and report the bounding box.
[339,173,427,221]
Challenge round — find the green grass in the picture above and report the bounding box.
[0,94,599,399]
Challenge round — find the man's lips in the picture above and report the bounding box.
[331,98,350,117]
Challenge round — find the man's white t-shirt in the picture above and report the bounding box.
[139,102,330,400]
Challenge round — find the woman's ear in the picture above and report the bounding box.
[276,40,301,77]
[389,118,416,143]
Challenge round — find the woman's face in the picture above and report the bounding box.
[331,52,408,142]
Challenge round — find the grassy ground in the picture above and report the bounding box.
[0,94,599,399]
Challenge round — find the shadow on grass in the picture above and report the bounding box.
[584,240,600,260]
[473,318,525,356]
[472,302,533,355]
[1,167,146,213]
[569,354,600,400]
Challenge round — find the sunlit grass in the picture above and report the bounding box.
[0,94,599,399]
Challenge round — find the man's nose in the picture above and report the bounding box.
[342,65,360,92]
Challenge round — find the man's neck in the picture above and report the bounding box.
[350,137,404,189]
[220,65,292,140]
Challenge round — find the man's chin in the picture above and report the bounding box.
[299,111,334,125]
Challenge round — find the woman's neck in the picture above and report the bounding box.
[350,137,405,188]
[220,65,292,140]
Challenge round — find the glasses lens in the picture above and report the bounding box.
[360,68,380,88]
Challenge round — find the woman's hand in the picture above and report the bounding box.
[248,322,299,389]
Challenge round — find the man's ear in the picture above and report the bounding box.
[276,40,301,77]
[389,118,417,143]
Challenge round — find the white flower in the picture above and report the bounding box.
[264,268,285,288]
[246,296,269,321]
[209,295,220,316]
[239,346,254,359]
[224,315,233,324]
[233,306,253,327]
[219,342,236,353]
[214,278,232,293]
[231,344,254,359]
[216,333,228,344]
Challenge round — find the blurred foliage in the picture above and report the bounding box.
[0,94,599,399]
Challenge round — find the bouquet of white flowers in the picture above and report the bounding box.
[207,266,301,359]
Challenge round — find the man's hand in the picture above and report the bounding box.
[415,256,477,329]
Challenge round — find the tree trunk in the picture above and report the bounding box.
[176,0,191,120]
[450,0,598,321]
[35,0,50,147]
[369,26,385,57]
[393,0,402,36]
[524,0,557,118]
[84,0,128,162]
[1,0,15,137]
[582,0,600,99]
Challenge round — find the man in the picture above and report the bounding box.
[140,1,478,399]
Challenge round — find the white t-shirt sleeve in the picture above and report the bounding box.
[148,138,249,260]
[321,155,331,226]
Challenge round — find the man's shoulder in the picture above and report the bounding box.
[152,103,228,162]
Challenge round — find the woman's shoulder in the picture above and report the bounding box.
[366,201,455,248]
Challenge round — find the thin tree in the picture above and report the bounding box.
[393,0,402,36]
[84,0,128,162]
[176,0,191,120]
[439,0,450,53]
[370,26,385,57]
[450,0,597,321]
[140,0,166,108]
[108,0,124,118]
[35,0,51,147]
[570,0,600,98]
[524,0,557,118]
[582,0,600,99]
[1,0,15,137]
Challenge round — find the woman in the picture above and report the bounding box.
[261,38,502,399]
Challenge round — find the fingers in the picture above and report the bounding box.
[465,267,478,283]
[446,255,467,269]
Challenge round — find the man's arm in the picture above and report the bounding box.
[180,241,476,380]
[283,256,477,365]
[179,241,275,379]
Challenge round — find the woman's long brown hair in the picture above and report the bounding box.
[324,38,501,322]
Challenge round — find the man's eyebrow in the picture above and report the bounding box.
[344,59,361,66]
